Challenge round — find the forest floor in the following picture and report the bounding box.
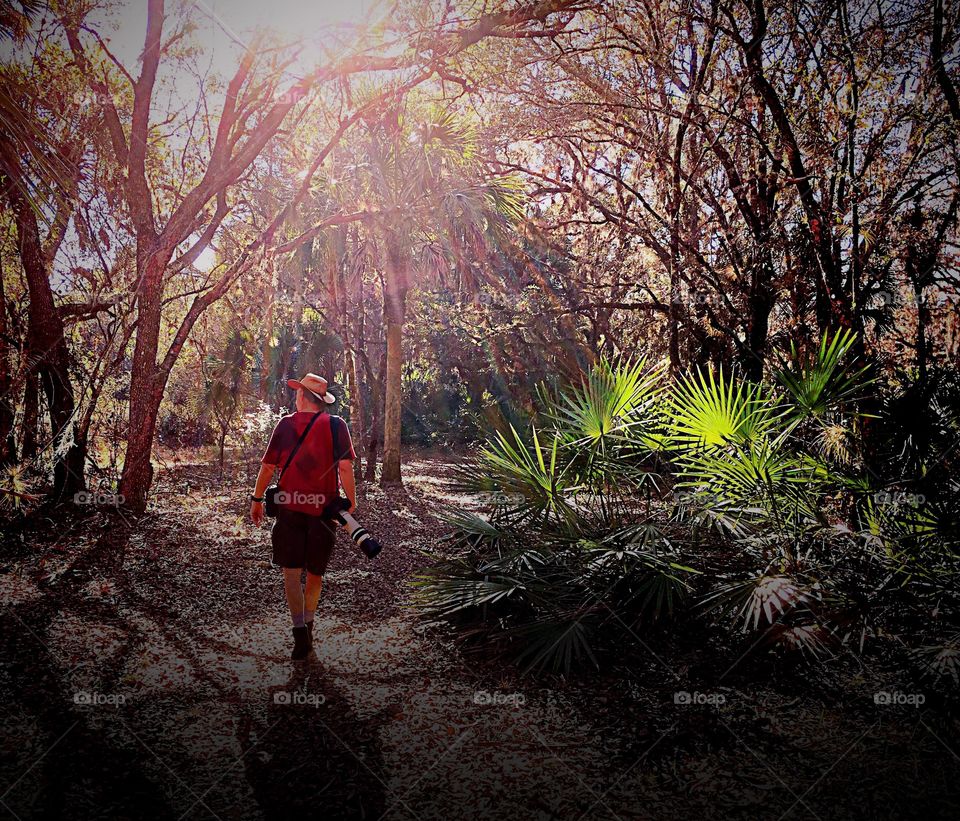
[1,450,959,820]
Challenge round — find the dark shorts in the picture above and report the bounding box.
[271,508,336,575]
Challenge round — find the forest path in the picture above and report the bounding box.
[0,455,618,821]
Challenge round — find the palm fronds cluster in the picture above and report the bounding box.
[413,332,960,678]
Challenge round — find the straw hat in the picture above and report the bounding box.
[286,372,336,404]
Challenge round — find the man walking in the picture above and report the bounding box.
[250,373,356,660]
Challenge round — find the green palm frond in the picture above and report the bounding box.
[860,491,957,548]
[201,329,251,414]
[410,571,525,618]
[411,348,944,674]
[675,435,827,528]
[0,1,43,41]
[580,522,696,622]
[438,509,510,550]
[508,615,600,674]
[535,357,668,493]
[668,368,783,451]
[547,357,666,450]
[483,175,526,223]
[630,569,690,622]
[462,424,578,524]
[701,573,820,633]
[911,635,960,685]
[672,488,755,536]
[418,106,478,162]
[861,491,960,590]
[478,548,551,575]
[0,85,77,222]
[584,545,693,621]
[773,330,873,421]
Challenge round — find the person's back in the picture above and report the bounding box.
[265,410,353,514]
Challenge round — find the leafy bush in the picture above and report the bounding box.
[413,357,693,673]
[414,334,960,679]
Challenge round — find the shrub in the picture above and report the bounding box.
[413,334,960,679]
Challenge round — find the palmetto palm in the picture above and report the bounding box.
[666,367,820,549]
[471,424,579,527]
[415,357,694,673]
[453,357,669,526]
[541,356,669,493]
[415,335,949,672]
[0,2,74,217]
[671,335,892,659]
[667,333,874,554]
[772,329,873,423]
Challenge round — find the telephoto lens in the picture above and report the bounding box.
[336,511,383,559]
[323,497,383,559]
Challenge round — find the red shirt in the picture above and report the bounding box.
[261,412,355,515]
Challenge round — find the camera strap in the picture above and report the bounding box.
[278,410,323,483]
[330,414,340,496]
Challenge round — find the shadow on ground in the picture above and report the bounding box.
[1,452,958,819]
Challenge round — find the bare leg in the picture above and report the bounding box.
[304,572,323,621]
[283,567,305,625]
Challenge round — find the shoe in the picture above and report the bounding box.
[291,625,311,660]
[306,620,314,642]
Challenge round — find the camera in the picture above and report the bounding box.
[321,497,383,559]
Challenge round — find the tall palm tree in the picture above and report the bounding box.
[338,103,523,484]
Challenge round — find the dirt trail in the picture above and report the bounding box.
[1,454,958,820]
[0,456,614,820]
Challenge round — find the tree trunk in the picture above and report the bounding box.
[119,377,165,512]
[118,254,167,512]
[345,348,365,482]
[916,289,929,389]
[3,168,84,500]
[380,314,404,484]
[365,346,385,483]
[668,269,682,376]
[351,249,367,483]
[905,200,935,391]
[380,229,407,486]
[0,265,14,464]
[66,430,88,494]
[741,258,775,382]
[20,373,38,461]
[365,419,379,482]
[218,426,228,478]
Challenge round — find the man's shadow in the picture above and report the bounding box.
[238,653,389,820]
